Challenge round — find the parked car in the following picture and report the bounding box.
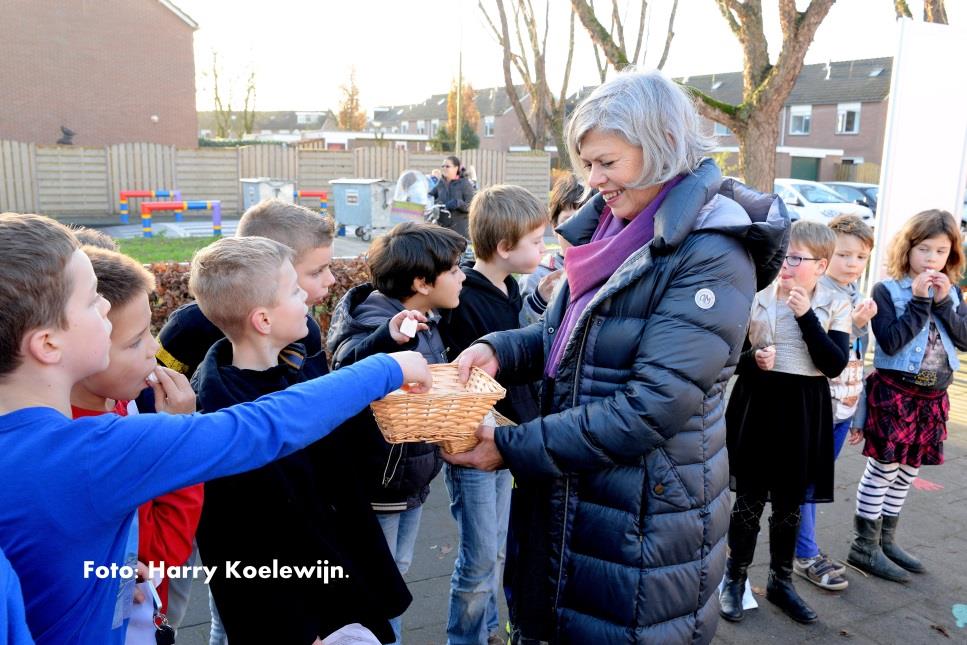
[774,178,875,225]
[824,181,879,214]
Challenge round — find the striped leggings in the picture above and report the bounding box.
[855,458,919,520]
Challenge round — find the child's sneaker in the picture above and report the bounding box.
[794,555,849,590]
[818,551,847,578]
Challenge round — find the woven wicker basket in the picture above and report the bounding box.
[370,364,506,453]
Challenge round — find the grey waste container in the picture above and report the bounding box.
[240,178,295,211]
[330,178,393,241]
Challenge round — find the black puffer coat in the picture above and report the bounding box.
[483,160,789,644]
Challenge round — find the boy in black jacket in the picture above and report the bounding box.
[439,185,546,645]
[327,222,467,645]
[190,237,413,645]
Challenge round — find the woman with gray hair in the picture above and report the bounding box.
[445,68,788,644]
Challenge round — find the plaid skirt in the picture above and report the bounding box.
[862,370,948,467]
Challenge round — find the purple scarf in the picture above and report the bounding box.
[545,177,682,377]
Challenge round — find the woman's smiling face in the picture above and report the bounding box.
[578,129,660,220]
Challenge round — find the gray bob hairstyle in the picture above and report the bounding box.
[565,68,716,188]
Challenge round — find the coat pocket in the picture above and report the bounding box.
[643,448,695,514]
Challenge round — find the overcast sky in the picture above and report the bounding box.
[175,0,962,113]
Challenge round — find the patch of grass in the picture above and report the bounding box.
[117,235,220,263]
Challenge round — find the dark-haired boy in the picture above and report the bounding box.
[439,185,545,645]
[0,212,430,645]
[327,221,467,645]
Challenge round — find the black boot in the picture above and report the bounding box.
[719,497,762,623]
[880,515,924,573]
[719,558,749,623]
[847,515,909,582]
[766,511,817,624]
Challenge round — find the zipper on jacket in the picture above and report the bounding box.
[553,315,594,619]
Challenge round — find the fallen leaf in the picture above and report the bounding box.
[930,624,951,638]
[839,629,851,638]
[751,586,765,596]
[440,544,453,555]
[429,545,438,550]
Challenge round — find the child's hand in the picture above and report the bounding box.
[132,561,148,604]
[149,366,196,414]
[754,345,776,371]
[786,286,811,317]
[929,272,951,303]
[848,427,864,446]
[912,271,933,298]
[389,351,432,393]
[537,269,564,301]
[851,298,878,328]
[389,310,429,344]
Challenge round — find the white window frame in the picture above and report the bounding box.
[789,105,812,135]
[430,119,440,137]
[484,115,495,137]
[416,120,426,135]
[713,121,732,136]
[400,122,409,134]
[836,102,861,134]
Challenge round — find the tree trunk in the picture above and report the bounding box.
[738,112,779,192]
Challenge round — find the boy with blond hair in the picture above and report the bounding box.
[0,212,429,645]
[189,236,412,644]
[71,246,201,640]
[793,214,877,591]
[157,199,335,379]
[439,184,546,645]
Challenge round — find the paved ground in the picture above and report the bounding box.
[169,419,967,645]
[93,216,967,643]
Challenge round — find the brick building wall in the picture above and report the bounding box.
[0,0,197,147]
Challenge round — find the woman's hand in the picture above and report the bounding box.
[455,343,500,384]
[441,424,504,471]
[847,427,864,446]
[851,298,878,328]
[388,310,429,344]
[754,345,776,371]
[150,366,196,414]
[912,271,933,298]
[929,272,952,303]
[786,286,811,317]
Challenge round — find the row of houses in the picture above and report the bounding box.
[0,0,893,181]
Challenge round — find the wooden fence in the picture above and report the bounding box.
[834,162,881,184]
[0,140,551,216]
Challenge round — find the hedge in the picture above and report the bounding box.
[147,256,371,340]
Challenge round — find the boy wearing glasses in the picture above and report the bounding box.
[720,221,852,625]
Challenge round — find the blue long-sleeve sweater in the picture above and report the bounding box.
[0,354,401,645]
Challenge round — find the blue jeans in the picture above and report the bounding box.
[208,588,227,645]
[444,465,512,645]
[796,419,851,558]
[377,506,424,645]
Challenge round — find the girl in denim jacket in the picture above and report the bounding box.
[847,209,967,582]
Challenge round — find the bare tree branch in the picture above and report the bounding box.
[632,0,649,65]
[611,0,626,54]
[656,0,678,70]
[571,0,629,68]
[491,0,539,148]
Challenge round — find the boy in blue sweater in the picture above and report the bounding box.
[0,213,431,645]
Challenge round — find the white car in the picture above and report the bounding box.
[774,178,875,224]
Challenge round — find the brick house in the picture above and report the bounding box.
[0,0,198,147]
[374,85,543,153]
[681,57,892,181]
